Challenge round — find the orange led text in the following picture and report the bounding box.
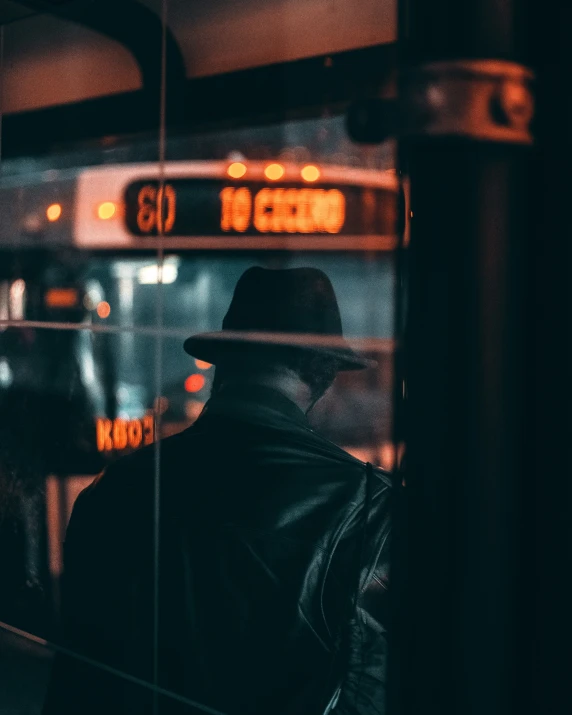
[220,187,346,234]
[96,416,155,453]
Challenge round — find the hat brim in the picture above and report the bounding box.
[184,331,377,371]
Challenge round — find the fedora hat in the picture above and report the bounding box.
[184,267,375,371]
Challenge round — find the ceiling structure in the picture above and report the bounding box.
[138,0,395,78]
[1,0,395,114]
[0,0,36,23]
[0,0,89,24]
[0,0,396,156]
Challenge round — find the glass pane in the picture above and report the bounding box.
[1,141,398,714]
[1,2,398,714]
[0,326,139,634]
[0,3,165,713]
[0,626,53,713]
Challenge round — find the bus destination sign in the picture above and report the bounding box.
[124,179,396,237]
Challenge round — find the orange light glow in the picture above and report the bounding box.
[96,301,111,319]
[220,187,252,232]
[136,184,177,234]
[301,165,321,182]
[227,162,247,179]
[97,201,117,220]
[45,288,78,309]
[264,163,285,181]
[185,400,205,423]
[46,204,62,222]
[220,186,346,235]
[379,443,396,471]
[195,359,213,370]
[96,415,154,452]
[185,374,206,393]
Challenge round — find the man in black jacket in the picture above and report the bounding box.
[43,267,392,715]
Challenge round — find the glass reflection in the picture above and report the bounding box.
[0,69,397,714]
[0,327,108,638]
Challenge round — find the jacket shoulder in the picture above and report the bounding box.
[301,426,393,492]
[76,427,193,509]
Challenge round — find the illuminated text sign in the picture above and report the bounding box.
[124,179,396,237]
[219,187,345,234]
[135,184,176,234]
[96,415,154,453]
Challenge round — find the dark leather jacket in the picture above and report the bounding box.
[43,384,392,715]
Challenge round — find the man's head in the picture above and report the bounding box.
[212,345,341,411]
[184,266,375,411]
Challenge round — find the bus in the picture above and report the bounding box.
[0,157,400,457]
[0,1,403,705]
[0,157,401,613]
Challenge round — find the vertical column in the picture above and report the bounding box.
[524,1,572,713]
[390,0,538,714]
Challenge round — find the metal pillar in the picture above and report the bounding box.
[523,1,572,713]
[385,0,570,713]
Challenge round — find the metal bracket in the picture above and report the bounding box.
[400,60,534,144]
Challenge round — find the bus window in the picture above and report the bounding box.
[0,115,398,693]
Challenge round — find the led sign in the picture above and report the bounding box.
[45,288,79,308]
[96,415,154,453]
[135,184,176,234]
[124,179,396,237]
[220,187,346,234]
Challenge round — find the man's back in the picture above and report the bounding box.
[44,384,391,715]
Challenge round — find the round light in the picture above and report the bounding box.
[265,163,285,181]
[185,374,206,393]
[227,162,247,179]
[301,165,321,182]
[97,202,116,220]
[195,359,212,370]
[96,301,111,319]
[46,203,62,222]
[185,399,205,422]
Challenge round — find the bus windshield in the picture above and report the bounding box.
[0,116,399,472]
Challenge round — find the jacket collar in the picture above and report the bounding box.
[197,382,369,470]
[199,382,310,430]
